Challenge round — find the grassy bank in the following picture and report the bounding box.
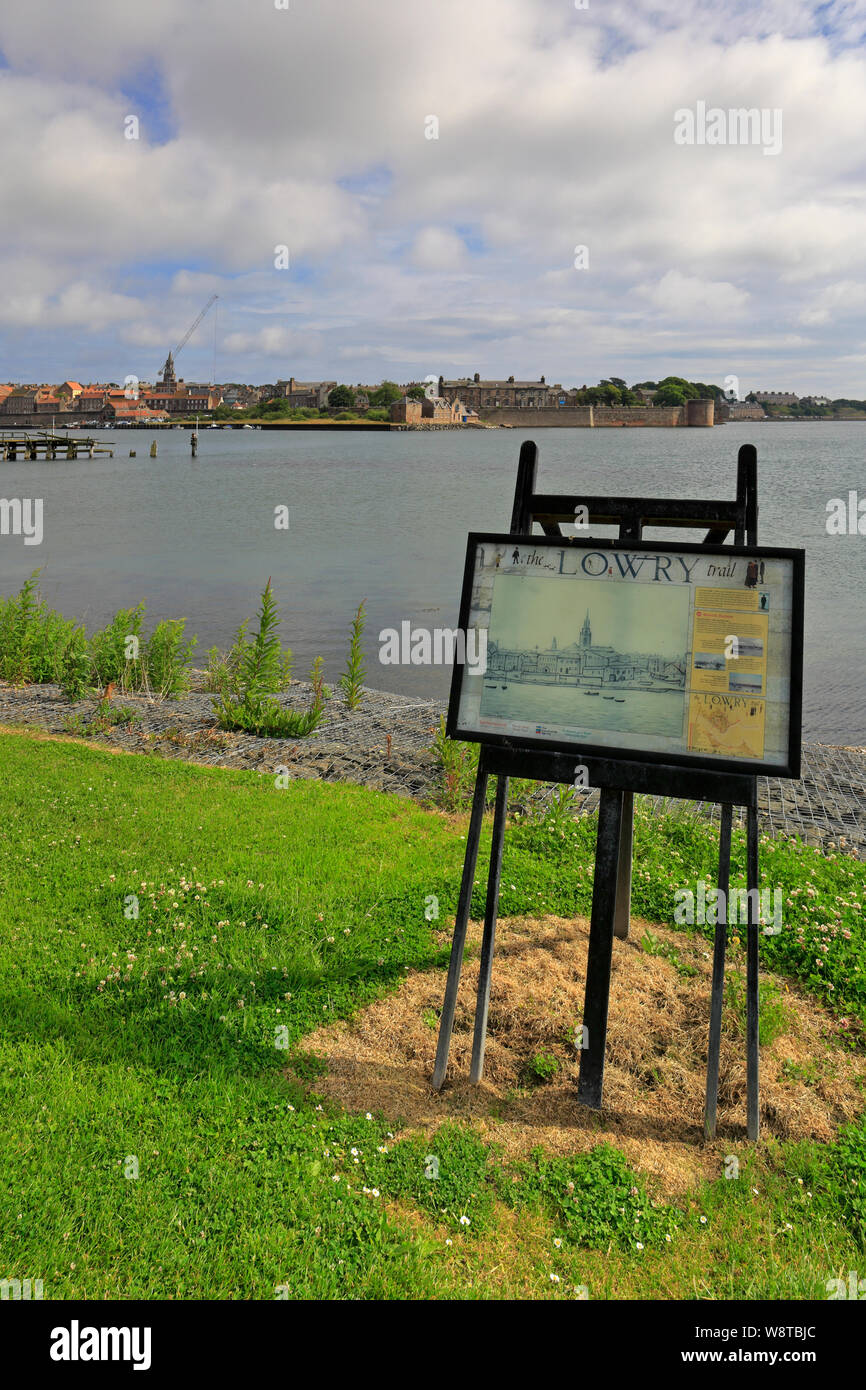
[0,730,864,1299]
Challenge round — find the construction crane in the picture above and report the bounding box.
[156,294,218,384]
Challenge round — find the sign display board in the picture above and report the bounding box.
[448,534,804,778]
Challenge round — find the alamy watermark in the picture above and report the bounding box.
[674,883,783,934]
[379,623,487,675]
[826,491,866,535]
[0,498,43,545]
[674,102,782,157]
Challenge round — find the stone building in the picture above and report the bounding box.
[752,391,798,405]
[390,397,423,424]
[719,401,766,421]
[390,395,475,424]
[276,378,337,408]
[438,374,565,410]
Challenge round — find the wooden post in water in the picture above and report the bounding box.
[150,440,158,458]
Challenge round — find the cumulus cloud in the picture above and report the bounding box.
[635,270,751,319]
[410,227,468,271]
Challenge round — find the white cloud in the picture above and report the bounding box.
[1,1,866,389]
[409,227,468,271]
[635,270,751,319]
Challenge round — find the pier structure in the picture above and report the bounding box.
[0,431,115,460]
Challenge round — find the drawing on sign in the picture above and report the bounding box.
[482,577,689,738]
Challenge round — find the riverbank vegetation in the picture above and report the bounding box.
[0,573,367,729]
[0,731,863,1299]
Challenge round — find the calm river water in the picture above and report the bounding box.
[0,422,863,743]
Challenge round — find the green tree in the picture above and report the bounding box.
[328,384,356,408]
[656,375,699,400]
[653,384,688,406]
[369,380,403,407]
[406,385,427,401]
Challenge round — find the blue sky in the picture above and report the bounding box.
[1,0,866,393]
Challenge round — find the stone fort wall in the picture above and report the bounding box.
[477,399,715,428]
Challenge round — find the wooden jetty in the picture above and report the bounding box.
[1,430,115,460]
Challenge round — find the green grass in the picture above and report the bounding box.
[0,731,864,1300]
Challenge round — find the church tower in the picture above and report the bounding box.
[159,351,177,388]
[579,609,592,648]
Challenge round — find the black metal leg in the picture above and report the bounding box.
[431,754,490,1091]
[613,791,633,940]
[746,804,760,1141]
[704,803,733,1140]
[469,773,509,1083]
[577,788,624,1110]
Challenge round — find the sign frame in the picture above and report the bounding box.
[446,532,805,782]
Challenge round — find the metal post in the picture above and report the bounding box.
[431,753,490,1090]
[469,773,509,1083]
[746,805,760,1141]
[704,803,732,1139]
[577,788,624,1110]
[611,515,641,942]
[613,790,633,940]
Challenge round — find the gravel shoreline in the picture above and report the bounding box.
[1,675,863,857]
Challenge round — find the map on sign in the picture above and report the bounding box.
[449,535,804,776]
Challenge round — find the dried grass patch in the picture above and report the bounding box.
[296,914,866,1197]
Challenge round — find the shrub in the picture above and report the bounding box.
[89,604,146,692]
[144,619,198,698]
[59,626,91,701]
[213,582,326,738]
[338,601,366,709]
[0,576,200,701]
[528,1052,559,1083]
[0,571,79,684]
